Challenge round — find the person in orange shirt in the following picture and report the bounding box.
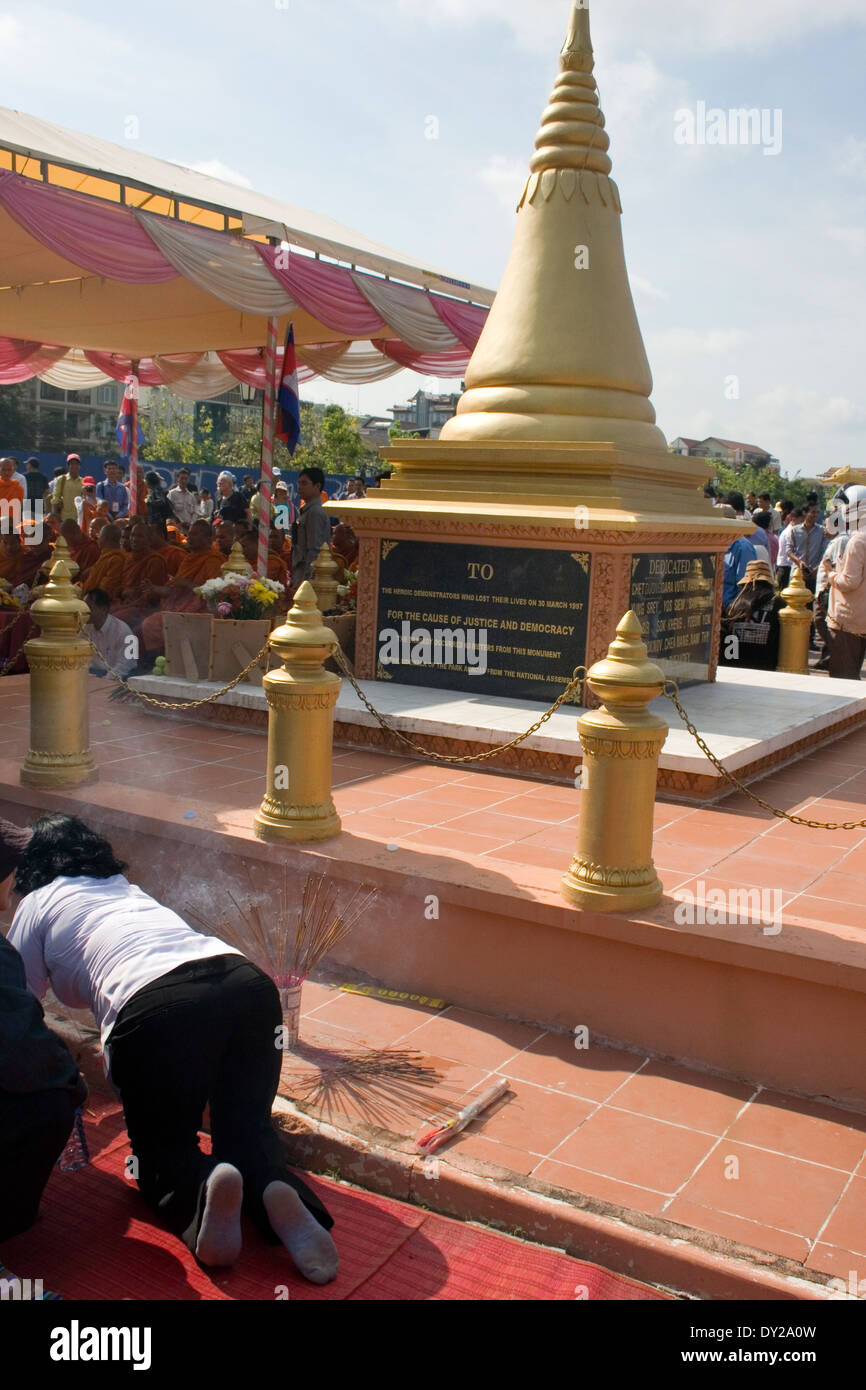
[239,532,288,587]
[80,525,127,601]
[214,521,236,559]
[114,525,170,630]
[0,457,25,511]
[59,519,100,581]
[140,519,224,658]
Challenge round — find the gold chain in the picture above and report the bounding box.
[332,646,586,763]
[664,680,866,831]
[88,636,273,710]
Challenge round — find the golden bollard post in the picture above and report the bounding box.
[777,566,812,675]
[20,558,97,789]
[310,542,339,614]
[561,611,667,913]
[253,580,341,842]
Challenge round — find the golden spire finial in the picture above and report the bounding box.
[439,0,666,452]
[560,2,594,73]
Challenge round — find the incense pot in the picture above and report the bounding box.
[279,984,302,1049]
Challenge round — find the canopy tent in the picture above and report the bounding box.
[0,106,494,393]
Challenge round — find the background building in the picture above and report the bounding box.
[390,389,461,439]
[670,435,780,472]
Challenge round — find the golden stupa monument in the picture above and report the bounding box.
[335,1,741,704]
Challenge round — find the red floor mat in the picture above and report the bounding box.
[2,1096,667,1301]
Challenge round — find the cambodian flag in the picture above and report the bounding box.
[116,378,145,454]
[276,325,301,455]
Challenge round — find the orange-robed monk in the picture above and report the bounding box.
[240,533,288,587]
[59,519,100,580]
[112,526,169,629]
[80,524,126,599]
[148,522,186,577]
[140,519,223,656]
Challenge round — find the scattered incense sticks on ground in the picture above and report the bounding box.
[282,1047,446,1131]
[188,868,379,988]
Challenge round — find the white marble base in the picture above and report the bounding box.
[128,668,866,782]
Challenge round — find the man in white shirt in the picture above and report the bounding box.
[776,507,804,591]
[168,468,199,533]
[84,589,138,678]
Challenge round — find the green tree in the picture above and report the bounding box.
[709,460,817,509]
[0,384,37,448]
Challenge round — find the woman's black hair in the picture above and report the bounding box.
[727,580,776,623]
[14,814,127,896]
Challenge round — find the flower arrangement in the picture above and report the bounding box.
[195,574,285,620]
[336,567,358,613]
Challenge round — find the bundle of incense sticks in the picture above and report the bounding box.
[190,869,378,988]
[415,1077,511,1155]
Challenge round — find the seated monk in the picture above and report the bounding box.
[149,522,185,578]
[240,533,288,587]
[331,523,359,573]
[141,519,224,658]
[113,525,169,630]
[214,521,236,558]
[18,535,54,589]
[80,524,127,601]
[59,519,100,581]
[89,501,111,541]
[0,534,24,585]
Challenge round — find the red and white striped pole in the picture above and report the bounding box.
[128,362,140,519]
[257,316,279,579]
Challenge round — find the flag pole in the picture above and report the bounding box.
[258,316,279,579]
[129,360,140,519]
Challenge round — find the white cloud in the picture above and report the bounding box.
[183,159,252,189]
[757,387,866,433]
[647,327,747,357]
[827,225,866,254]
[478,155,526,210]
[631,275,669,303]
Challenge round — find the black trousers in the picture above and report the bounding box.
[828,628,866,681]
[107,955,332,1246]
[0,1087,78,1241]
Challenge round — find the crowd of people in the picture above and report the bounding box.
[0,455,361,679]
[713,484,866,679]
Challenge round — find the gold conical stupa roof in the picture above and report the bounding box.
[441,1,667,452]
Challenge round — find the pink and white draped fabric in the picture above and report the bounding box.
[351,271,461,353]
[0,170,489,378]
[372,339,472,375]
[429,296,488,350]
[83,351,205,386]
[256,246,386,336]
[137,211,296,316]
[0,171,177,284]
[0,337,67,383]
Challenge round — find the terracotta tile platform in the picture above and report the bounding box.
[3,674,866,1298]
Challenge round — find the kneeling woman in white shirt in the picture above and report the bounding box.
[8,813,337,1282]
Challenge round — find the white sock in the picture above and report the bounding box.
[263,1181,339,1285]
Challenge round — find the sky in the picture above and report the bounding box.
[1,0,864,476]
